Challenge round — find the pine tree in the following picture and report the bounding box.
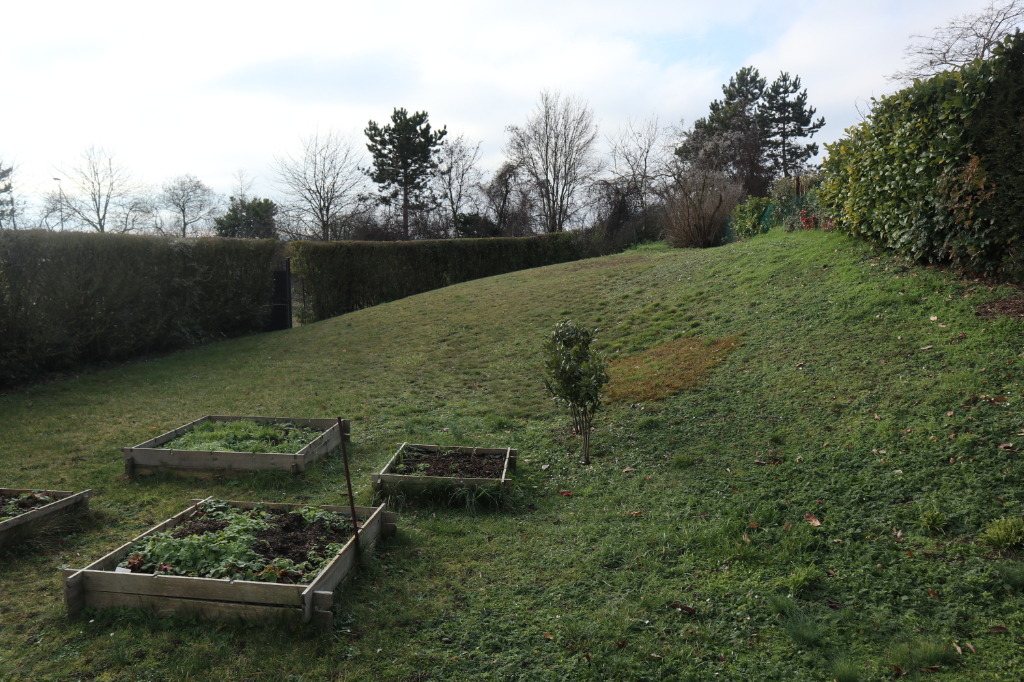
[758,72,825,178]
[364,108,447,239]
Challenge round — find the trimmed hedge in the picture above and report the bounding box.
[288,231,604,322]
[820,32,1024,279]
[0,230,278,385]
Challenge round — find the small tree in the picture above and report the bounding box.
[543,320,609,465]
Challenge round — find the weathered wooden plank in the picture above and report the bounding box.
[129,449,301,471]
[0,489,92,538]
[64,570,85,617]
[83,591,303,625]
[312,609,333,632]
[375,474,506,487]
[312,591,333,609]
[305,505,386,595]
[187,500,376,516]
[80,571,304,606]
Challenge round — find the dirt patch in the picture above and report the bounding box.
[607,336,741,402]
[170,512,229,538]
[252,512,351,564]
[396,447,505,478]
[976,295,1024,322]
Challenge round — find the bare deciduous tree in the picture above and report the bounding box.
[160,174,219,237]
[504,91,602,233]
[890,0,1024,82]
[434,133,483,234]
[275,130,367,241]
[53,146,145,233]
[481,162,537,237]
[607,115,667,213]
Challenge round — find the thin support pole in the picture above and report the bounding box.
[339,416,360,555]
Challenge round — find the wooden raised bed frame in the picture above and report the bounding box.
[371,443,517,494]
[63,498,396,631]
[123,415,350,477]
[0,488,92,548]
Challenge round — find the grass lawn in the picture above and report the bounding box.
[1,229,1023,681]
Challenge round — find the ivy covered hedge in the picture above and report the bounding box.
[288,231,604,322]
[0,230,278,385]
[820,32,1024,279]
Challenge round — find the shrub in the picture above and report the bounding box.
[662,170,743,248]
[820,32,1024,280]
[981,517,1024,551]
[730,196,774,239]
[542,320,609,465]
[0,230,278,385]
[288,231,607,323]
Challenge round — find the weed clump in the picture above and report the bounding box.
[981,517,1024,551]
[886,639,956,673]
[782,611,825,646]
[918,509,948,535]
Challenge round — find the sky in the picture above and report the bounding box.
[2,0,991,210]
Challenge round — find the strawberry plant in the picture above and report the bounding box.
[117,500,352,584]
[0,491,54,522]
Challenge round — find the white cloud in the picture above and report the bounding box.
[1,0,997,206]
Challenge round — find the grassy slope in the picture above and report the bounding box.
[1,230,1023,681]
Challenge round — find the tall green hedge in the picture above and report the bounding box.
[820,32,1024,279]
[0,230,278,385]
[288,231,604,322]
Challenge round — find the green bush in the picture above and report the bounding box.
[288,231,607,323]
[0,230,278,385]
[730,197,774,239]
[821,32,1024,279]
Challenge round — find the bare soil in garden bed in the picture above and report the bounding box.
[397,447,505,478]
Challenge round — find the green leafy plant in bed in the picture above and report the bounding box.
[117,500,349,584]
[0,491,55,522]
[163,420,321,453]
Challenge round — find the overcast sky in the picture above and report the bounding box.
[3,0,987,206]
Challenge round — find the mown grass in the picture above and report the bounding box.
[1,229,1023,681]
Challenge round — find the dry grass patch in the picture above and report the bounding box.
[605,336,739,402]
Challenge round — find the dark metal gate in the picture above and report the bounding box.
[265,257,293,332]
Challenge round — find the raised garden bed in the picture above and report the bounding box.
[63,498,396,631]
[0,488,92,548]
[123,416,350,477]
[371,443,516,494]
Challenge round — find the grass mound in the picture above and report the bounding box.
[0,230,1022,680]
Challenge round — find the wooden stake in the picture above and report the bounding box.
[339,416,360,554]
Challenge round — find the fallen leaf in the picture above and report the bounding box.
[559,491,573,497]
[718,653,728,663]
[966,642,976,654]
[631,511,643,516]
[742,533,751,543]
[999,443,1015,450]
[823,441,829,447]
[930,316,938,321]
[795,362,804,368]
[947,411,954,417]
[928,589,938,600]
[541,464,550,471]
[953,643,962,655]
[874,414,881,420]
[622,467,636,473]
[544,632,554,640]
[893,664,908,677]
[616,640,627,649]
[826,569,837,577]
[920,345,933,350]
[584,653,591,662]
[783,521,792,531]
[670,603,696,615]
[805,513,822,527]
[748,522,760,528]
[908,550,915,557]
[990,626,1009,634]
[796,456,803,463]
